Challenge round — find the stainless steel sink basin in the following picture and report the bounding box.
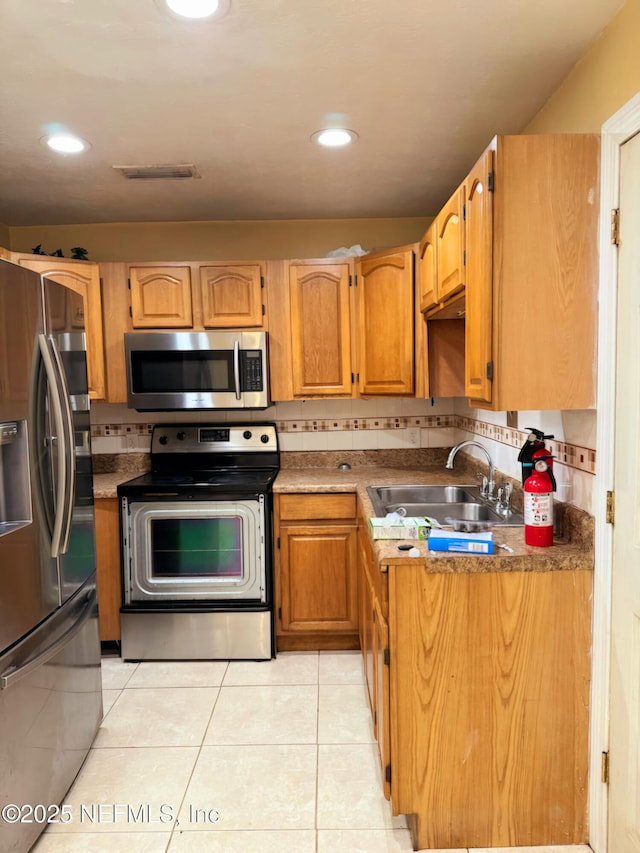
[366,484,524,527]
[369,484,479,505]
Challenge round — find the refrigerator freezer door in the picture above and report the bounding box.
[0,575,102,853]
[0,261,60,652]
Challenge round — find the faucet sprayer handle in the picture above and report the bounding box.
[477,472,489,498]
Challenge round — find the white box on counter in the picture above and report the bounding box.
[369,517,432,540]
[427,528,494,554]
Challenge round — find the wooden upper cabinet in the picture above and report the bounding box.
[199,263,264,328]
[129,265,193,328]
[418,222,437,312]
[463,134,599,411]
[356,247,414,396]
[436,187,465,303]
[288,260,353,397]
[464,148,494,405]
[11,255,106,400]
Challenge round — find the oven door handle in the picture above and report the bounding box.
[233,339,242,400]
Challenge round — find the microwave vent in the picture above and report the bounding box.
[113,164,201,181]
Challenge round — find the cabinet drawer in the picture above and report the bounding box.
[278,493,356,521]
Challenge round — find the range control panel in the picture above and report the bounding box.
[151,424,278,454]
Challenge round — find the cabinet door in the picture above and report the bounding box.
[200,263,264,328]
[358,534,376,718]
[373,597,391,800]
[94,498,121,642]
[419,222,437,312]
[129,265,193,328]
[14,256,106,400]
[464,149,494,404]
[436,188,465,303]
[289,261,353,397]
[279,524,358,633]
[356,248,414,396]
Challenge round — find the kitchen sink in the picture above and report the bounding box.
[366,484,524,527]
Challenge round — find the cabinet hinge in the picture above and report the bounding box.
[262,304,266,315]
[602,751,610,784]
[383,647,390,667]
[260,275,265,288]
[486,361,494,381]
[127,278,131,290]
[373,709,377,726]
[278,607,282,621]
[463,249,466,266]
[487,170,495,192]
[277,536,280,549]
[606,491,615,525]
[351,372,355,384]
[349,275,353,286]
[129,305,132,317]
[385,764,392,784]
[462,203,466,221]
[611,208,620,246]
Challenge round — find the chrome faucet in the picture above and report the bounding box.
[446,440,496,500]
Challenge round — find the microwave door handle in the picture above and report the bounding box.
[233,340,242,400]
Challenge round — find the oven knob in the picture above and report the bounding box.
[177,431,186,441]
[159,435,168,445]
[243,430,252,440]
[260,433,270,443]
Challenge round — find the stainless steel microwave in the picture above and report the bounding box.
[125,331,270,411]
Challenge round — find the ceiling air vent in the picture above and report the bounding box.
[112,164,201,181]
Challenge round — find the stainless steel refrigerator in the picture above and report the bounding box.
[0,259,102,852]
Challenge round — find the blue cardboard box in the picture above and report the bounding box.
[427,528,494,554]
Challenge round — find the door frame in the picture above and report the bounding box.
[591,91,640,853]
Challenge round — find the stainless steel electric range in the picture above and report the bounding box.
[117,423,279,661]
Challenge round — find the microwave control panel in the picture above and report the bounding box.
[241,351,264,391]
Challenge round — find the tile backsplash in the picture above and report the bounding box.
[90,398,597,513]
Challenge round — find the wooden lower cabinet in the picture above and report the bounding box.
[357,510,391,798]
[357,525,593,849]
[94,498,122,642]
[275,493,358,650]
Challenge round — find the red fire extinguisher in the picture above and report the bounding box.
[524,455,556,547]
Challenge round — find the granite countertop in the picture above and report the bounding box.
[93,454,593,574]
[275,465,594,574]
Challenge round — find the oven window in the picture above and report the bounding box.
[150,516,243,578]
[131,351,233,393]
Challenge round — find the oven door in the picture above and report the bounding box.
[123,497,266,603]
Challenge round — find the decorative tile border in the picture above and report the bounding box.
[456,416,596,475]
[275,415,456,432]
[91,423,154,437]
[90,413,595,475]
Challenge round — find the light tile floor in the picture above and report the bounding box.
[34,650,593,853]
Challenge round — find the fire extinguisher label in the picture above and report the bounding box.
[524,492,553,526]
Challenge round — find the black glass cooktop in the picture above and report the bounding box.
[117,468,277,495]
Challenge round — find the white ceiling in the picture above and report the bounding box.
[0,0,622,227]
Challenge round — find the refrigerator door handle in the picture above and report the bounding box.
[48,335,76,554]
[37,335,75,557]
[0,588,94,690]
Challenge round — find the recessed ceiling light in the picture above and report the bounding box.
[43,134,89,154]
[312,128,358,148]
[164,0,227,19]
